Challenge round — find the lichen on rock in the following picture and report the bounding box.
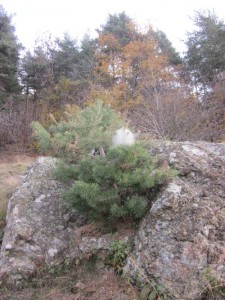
[124,141,225,300]
[0,157,132,288]
[1,141,225,300]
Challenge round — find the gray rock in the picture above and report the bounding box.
[1,141,225,299]
[124,141,225,299]
[0,157,128,287]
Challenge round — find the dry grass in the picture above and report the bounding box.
[0,255,140,300]
[0,151,35,228]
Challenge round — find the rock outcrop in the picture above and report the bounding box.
[1,141,225,299]
[124,141,225,299]
[0,157,132,287]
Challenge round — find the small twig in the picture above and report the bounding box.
[49,113,58,125]
[99,146,106,157]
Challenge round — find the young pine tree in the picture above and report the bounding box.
[33,101,175,225]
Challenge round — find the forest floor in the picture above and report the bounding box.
[0,145,140,300]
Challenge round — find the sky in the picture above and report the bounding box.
[1,0,225,54]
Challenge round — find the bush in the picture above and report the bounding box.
[31,101,122,160]
[55,143,175,224]
[106,240,130,273]
[33,101,175,225]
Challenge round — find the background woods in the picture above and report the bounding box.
[0,8,225,147]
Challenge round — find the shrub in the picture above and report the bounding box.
[31,101,123,160]
[56,143,175,224]
[33,101,175,225]
[106,240,130,273]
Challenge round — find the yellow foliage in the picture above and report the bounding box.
[87,83,142,111]
[94,27,174,112]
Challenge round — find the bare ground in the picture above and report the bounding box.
[0,261,139,300]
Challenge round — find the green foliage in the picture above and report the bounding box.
[98,12,134,46]
[65,100,122,154]
[153,30,182,65]
[185,10,225,86]
[126,195,148,219]
[106,240,130,273]
[33,102,175,224]
[0,5,21,103]
[20,46,52,97]
[0,228,3,243]
[53,33,80,80]
[77,34,96,81]
[140,279,170,300]
[59,143,174,224]
[32,101,123,160]
[31,121,51,153]
[20,33,95,101]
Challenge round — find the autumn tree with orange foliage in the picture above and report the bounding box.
[91,29,141,110]
[126,29,207,141]
[122,29,172,98]
[91,23,174,111]
[90,14,206,141]
[2,6,225,147]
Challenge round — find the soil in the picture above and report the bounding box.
[0,263,139,300]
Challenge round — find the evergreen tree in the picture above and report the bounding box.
[185,10,225,87]
[20,33,96,105]
[153,30,182,65]
[53,34,80,80]
[32,102,175,225]
[62,143,167,223]
[21,46,52,98]
[0,5,21,103]
[98,12,135,46]
[76,34,96,81]
[32,101,123,159]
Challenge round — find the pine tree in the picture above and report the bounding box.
[185,10,225,87]
[153,30,182,65]
[32,101,123,159]
[0,5,21,103]
[32,102,175,226]
[98,12,134,47]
